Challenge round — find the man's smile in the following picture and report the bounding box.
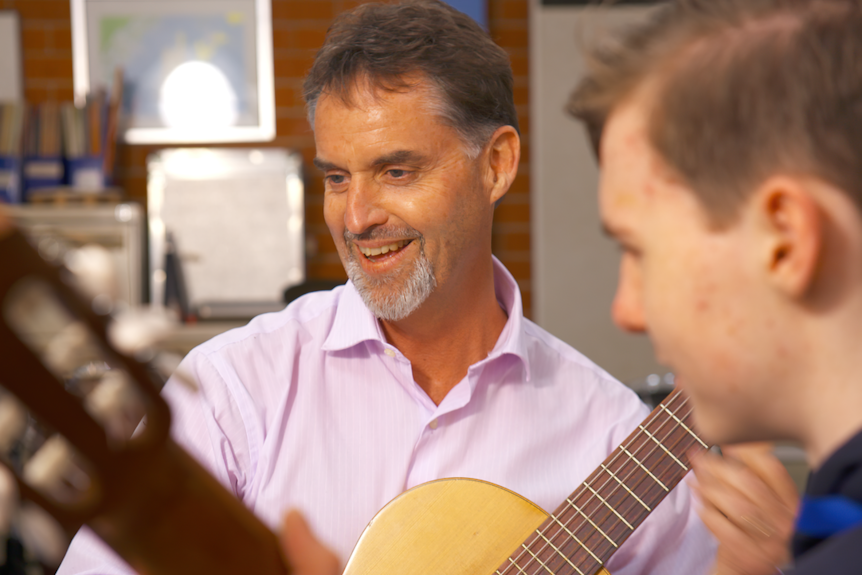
[351,238,420,270]
[356,239,412,261]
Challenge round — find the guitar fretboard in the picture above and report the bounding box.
[496,389,707,575]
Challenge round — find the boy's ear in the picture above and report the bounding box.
[754,176,823,298]
[483,126,521,206]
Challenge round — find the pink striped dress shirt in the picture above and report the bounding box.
[58,258,716,574]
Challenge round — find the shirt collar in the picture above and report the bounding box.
[321,281,387,352]
[485,256,531,381]
[321,256,531,380]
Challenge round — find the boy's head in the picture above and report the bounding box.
[570,0,862,449]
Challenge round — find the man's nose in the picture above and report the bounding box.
[611,256,647,333]
[344,178,387,235]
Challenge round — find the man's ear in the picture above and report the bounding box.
[482,126,521,206]
[754,176,823,298]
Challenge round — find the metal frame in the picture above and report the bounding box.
[71,0,276,144]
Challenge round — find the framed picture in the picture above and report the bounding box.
[71,0,275,144]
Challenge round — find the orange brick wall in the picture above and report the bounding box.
[2,0,532,316]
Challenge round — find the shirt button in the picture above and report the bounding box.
[384,348,396,358]
[429,419,438,430]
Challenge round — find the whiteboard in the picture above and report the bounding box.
[530,1,666,384]
[0,12,23,101]
[148,148,305,313]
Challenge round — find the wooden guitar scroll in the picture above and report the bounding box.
[0,222,290,575]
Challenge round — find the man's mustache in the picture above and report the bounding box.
[344,226,422,242]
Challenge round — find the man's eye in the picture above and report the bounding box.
[326,175,346,185]
[387,169,407,178]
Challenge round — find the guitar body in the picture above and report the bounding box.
[343,478,611,575]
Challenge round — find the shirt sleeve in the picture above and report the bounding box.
[56,348,252,575]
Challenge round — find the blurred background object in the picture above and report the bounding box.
[7,203,144,311]
[147,148,304,323]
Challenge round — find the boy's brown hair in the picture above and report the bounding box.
[569,0,862,222]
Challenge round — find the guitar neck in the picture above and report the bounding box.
[0,228,290,575]
[498,388,708,575]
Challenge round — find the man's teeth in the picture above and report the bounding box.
[358,240,408,257]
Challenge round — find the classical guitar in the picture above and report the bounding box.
[340,387,707,575]
[0,223,290,574]
[0,217,708,575]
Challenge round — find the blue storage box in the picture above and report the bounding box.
[23,156,64,199]
[0,156,22,204]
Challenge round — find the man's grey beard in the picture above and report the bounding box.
[343,230,437,322]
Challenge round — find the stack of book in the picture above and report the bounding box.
[60,68,124,192]
[0,102,25,203]
[0,103,24,156]
[22,102,64,195]
[0,69,123,203]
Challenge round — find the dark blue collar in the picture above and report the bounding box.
[796,495,862,539]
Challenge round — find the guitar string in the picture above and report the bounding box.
[537,399,701,575]
[542,399,700,574]
[558,402,700,566]
[498,392,701,575]
[495,395,690,575]
[510,397,700,575]
[529,400,698,574]
[520,396,703,575]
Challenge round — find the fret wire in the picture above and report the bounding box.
[552,399,700,568]
[619,446,668,491]
[520,543,558,575]
[583,482,633,530]
[563,499,618,547]
[595,397,693,511]
[660,402,709,449]
[600,463,651,510]
[553,398,688,553]
[500,528,553,575]
[626,404,700,502]
[566,401,692,542]
[524,397,681,570]
[639,425,688,470]
[515,392,700,575]
[630,403,699,493]
[534,526,590,573]
[504,556,530,575]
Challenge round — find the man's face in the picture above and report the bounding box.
[314,79,494,322]
[599,97,783,444]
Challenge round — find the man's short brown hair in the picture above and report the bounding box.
[303,0,518,158]
[568,0,862,222]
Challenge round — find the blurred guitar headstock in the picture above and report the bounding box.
[0,211,290,574]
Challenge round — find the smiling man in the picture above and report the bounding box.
[58,2,716,574]
[569,0,862,573]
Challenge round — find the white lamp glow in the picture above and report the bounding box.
[159,61,238,131]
